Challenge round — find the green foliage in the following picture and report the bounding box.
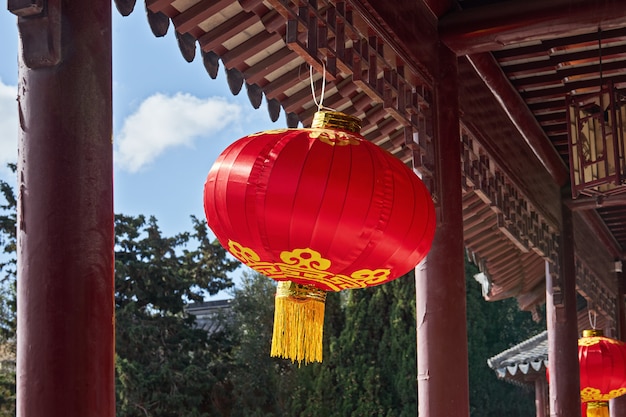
[0,164,17,342]
[0,370,15,417]
[225,265,543,417]
[114,214,239,417]
[0,174,549,417]
[0,165,16,417]
[225,272,417,417]
[224,272,291,417]
[115,214,238,314]
[465,261,545,417]
[327,274,417,417]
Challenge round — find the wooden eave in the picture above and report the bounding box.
[116,0,626,315]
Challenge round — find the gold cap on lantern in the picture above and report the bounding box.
[271,281,327,364]
[312,110,362,133]
[583,329,604,337]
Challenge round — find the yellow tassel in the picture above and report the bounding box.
[587,401,609,417]
[271,281,326,364]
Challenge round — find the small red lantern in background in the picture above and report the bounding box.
[579,329,626,417]
[204,110,436,364]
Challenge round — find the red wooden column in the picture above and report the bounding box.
[610,268,626,417]
[416,43,470,417]
[545,194,580,417]
[535,377,548,417]
[9,0,115,416]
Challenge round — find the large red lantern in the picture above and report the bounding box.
[204,110,436,363]
[579,329,626,417]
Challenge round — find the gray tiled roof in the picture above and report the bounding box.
[185,299,233,335]
[487,330,548,383]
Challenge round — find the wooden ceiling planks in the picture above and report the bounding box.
[462,191,547,309]
[173,0,234,36]
[146,0,181,17]
[439,0,626,56]
[197,11,259,53]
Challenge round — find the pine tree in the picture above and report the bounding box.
[224,271,290,417]
[114,214,239,417]
[286,273,417,417]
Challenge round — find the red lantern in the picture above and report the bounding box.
[579,329,626,417]
[204,110,436,363]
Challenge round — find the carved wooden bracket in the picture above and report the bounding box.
[547,260,565,309]
[264,0,435,190]
[9,0,61,68]
[576,257,617,324]
[461,129,560,262]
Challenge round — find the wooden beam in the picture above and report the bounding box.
[565,194,626,211]
[465,53,569,186]
[242,47,294,85]
[198,11,258,53]
[356,0,437,82]
[493,26,626,61]
[220,31,282,69]
[421,0,453,19]
[439,0,626,56]
[172,0,233,34]
[577,210,624,259]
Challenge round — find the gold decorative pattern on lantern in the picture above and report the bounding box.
[579,337,622,347]
[228,240,390,291]
[581,387,626,402]
[309,129,361,146]
[228,240,261,263]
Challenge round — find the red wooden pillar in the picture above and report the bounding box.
[535,377,548,417]
[610,392,626,416]
[416,43,470,417]
[545,194,580,417]
[10,0,115,416]
[618,269,626,340]
[610,269,626,417]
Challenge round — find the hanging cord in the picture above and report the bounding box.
[310,63,327,111]
[588,308,597,330]
[309,63,339,112]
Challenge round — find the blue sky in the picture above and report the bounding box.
[0,9,282,236]
[0,8,285,294]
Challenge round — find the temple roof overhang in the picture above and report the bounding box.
[487,330,548,386]
[116,0,626,317]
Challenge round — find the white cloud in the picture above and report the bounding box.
[0,79,18,172]
[115,92,242,172]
